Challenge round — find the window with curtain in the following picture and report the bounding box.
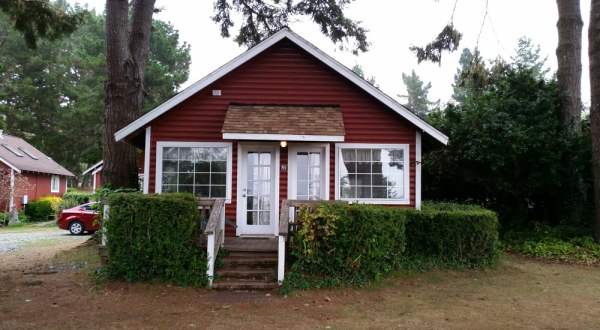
[338,146,408,201]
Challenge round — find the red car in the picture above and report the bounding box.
[57,202,100,235]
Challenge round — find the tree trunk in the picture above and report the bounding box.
[103,0,155,189]
[556,0,583,132]
[589,0,600,241]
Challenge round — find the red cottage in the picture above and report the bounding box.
[0,132,74,214]
[115,29,448,287]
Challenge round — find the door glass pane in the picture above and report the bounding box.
[247,211,258,225]
[296,151,321,200]
[246,151,271,226]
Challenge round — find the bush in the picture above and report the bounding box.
[105,192,207,286]
[283,202,500,292]
[503,224,600,265]
[284,203,407,290]
[38,195,63,214]
[403,203,500,267]
[25,199,55,222]
[61,190,92,210]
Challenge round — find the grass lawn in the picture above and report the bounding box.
[1,241,600,329]
[0,220,57,233]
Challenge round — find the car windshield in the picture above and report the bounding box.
[80,202,97,211]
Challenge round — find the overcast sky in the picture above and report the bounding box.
[72,0,592,106]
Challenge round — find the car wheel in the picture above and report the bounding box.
[69,221,84,235]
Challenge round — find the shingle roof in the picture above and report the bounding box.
[0,134,74,176]
[222,105,345,137]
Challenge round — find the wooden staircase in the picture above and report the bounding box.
[212,237,279,290]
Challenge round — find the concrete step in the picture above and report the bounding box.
[212,280,279,291]
[216,268,276,281]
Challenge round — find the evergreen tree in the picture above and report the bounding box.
[452,48,487,103]
[351,64,377,86]
[512,37,548,78]
[0,9,190,173]
[400,70,435,116]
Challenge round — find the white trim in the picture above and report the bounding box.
[287,143,330,200]
[65,176,68,192]
[415,131,422,210]
[91,166,103,176]
[8,169,15,213]
[82,160,103,176]
[143,127,151,194]
[223,133,344,142]
[114,29,448,145]
[50,175,60,193]
[277,235,285,284]
[0,156,20,173]
[334,143,410,205]
[236,142,280,236]
[91,166,102,193]
[155,141,233,203]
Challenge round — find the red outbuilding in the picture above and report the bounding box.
[0,132,74,214]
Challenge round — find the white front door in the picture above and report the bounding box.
[237,143,279,235]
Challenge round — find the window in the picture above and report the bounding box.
[336,144,409,204]
[296,152,321,200]
[156,142,232,201]
[51,175,60,193]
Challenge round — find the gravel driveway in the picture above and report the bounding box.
[0,228,83,253]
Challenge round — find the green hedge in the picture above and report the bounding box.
[286,203,407,289]
[61,190,92,209]
[24,200,55,222]
[404,203,500,267]
[284,202,500,291]
[105,192,207,286]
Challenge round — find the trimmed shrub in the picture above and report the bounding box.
[38,195,63,215]
[283,202,500,292]
[25,199,55,222]
[286,203,407,289]
[404,203,500,267]
[61,190,92,210]
[106,192,207,286]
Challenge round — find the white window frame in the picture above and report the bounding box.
[335,143,410,205]
[287,143,330,201]
[50,175,60,193]
[155,141,233,203]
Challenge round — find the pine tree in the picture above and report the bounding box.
[512,37,548,78]
[400,70,434,116]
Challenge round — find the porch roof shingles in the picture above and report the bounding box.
[222,105,345,138]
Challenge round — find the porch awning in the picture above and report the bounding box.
[222,105,345,142]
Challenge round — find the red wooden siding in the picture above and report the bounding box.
[0,163,68,211]
[148,39,417,233]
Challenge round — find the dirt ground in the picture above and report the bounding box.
[1,232,600,330]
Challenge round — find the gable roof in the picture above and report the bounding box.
[0,133,74,176]
[114,28,448,145]
[81,160,103,176]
